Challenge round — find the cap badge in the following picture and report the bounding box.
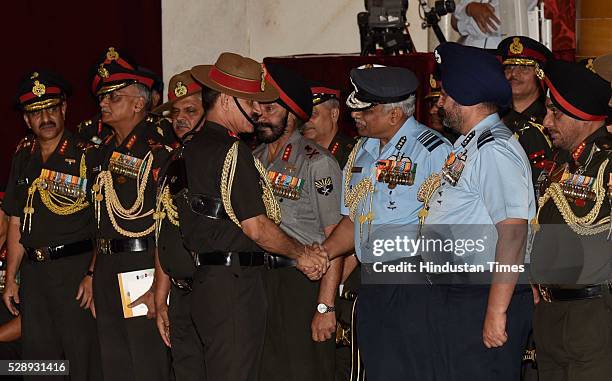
[434,50,441,64]
[585,58,596,73]
[106,47,119,61]
[429,74,438,89]
[30,72,39,80]
[98,64,109,79]
[260,64,267,92]
[509,37,524,55]
[174,81,188,97]
[32,80,46,97]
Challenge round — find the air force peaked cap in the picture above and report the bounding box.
[434,42,511,107]
[346,65,418,110]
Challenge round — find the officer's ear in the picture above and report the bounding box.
[388,107,403,126]
[22,113,32,130]
[219,93,231,111]
[331,107,340,123]
[134,96,146,113]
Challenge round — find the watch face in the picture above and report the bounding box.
[317,303,327,313]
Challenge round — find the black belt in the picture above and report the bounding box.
[189,194,228,220]
[97,238,149,255]
[538,283,612,302]
[264,254,297,269]
[197,252,265,267]
[170,277,193,292]
[25,239,93,262]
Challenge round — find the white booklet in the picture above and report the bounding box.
[117,268,154,318]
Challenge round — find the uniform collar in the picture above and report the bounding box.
[453,113,500,149]
[362,116,419,158]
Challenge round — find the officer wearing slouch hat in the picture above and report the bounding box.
[87,51,172,380]
[252,64,341,381]
[498,36,555,192]
[153,69,206,381]
[530,59,611,381]
[1,71,102,380]
[155,52,329,381]
[418,42,536,380]
[319,65,451,381]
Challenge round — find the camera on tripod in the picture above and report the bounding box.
[358,0,413,56]
[419,0,455,44]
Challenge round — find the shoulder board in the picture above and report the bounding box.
[477,129,495,149]
[417,130,444,152]
[14,135,34,154]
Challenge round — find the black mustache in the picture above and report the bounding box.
[40,122,56,129]
[255,122,275,130]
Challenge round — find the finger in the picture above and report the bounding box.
[478,20,491,34]
[76,286,84,301]
[128,297,143,308]
[486,5,501,24]
[90,300,97,319]
[486,18,498,31]
[14,293,20,305]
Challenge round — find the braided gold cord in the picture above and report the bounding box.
[535,159,610,236]
[343,138,373,222]
[22,153,89,233]
[220,141,282,228]
[93,151,156,237]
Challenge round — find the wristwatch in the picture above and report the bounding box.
[316,303,335,314]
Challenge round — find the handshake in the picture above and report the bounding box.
[296,243,330,281]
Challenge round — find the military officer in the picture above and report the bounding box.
[418,42,536,380]
[153,70,205,381]
[152,70,204,140]
[320,65,451,381]
[302,82,354,169]
[1,71,102,380]
[301,82,359,381]
[498,36,555,190]
[530,59,611,381]
[87,54,171,380]
[251,64,342,381]
[156,52,328,381]
[79,47,178,149]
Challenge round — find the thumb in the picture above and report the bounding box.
[128,295,144,308]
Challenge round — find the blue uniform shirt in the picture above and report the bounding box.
[341,116,451,262]
[424,113,536,265]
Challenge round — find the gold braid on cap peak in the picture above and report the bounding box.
[220,141,281,227]
[22,154,89,233]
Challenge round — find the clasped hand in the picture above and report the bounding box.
[296,243,330,280]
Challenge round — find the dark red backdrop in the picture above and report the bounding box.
[0,1,162,188]
[264,53,437,138]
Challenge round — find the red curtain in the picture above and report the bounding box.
[264,53,436,138]
[0,1,162,188]
[545,0,576,61]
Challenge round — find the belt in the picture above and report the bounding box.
[25,239,93,262]
[189,194,228,220]
[538,283,612,303]
[264,254,297,269]
[97,238,149,255]
[197,252,265,267]
[170,277,193,292]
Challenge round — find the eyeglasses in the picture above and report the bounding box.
[26,104,61,119]
[503,65,534,76]
[98,92,142,104]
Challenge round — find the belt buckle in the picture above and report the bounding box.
[264,253,277,270]
[34,248,46,262]
[538,284,552,303]
[97,239,111,255]
[223,252,232,267]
